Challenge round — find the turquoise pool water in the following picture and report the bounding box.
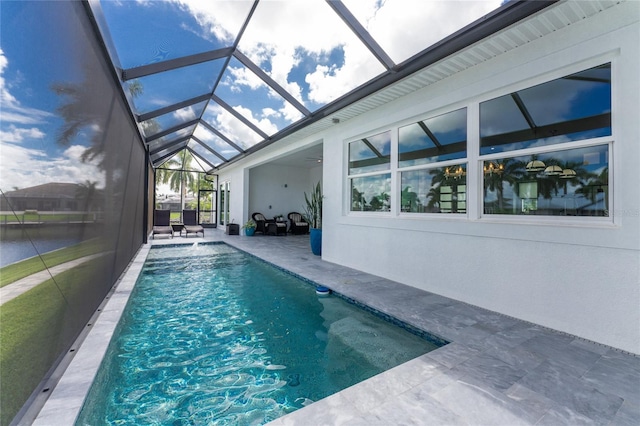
[76,243,444,425]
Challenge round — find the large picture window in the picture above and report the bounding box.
[481,63,611,218]
[348,131,391,212]
[483,145,609,216]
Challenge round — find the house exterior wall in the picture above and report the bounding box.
[220,1,639,354]
[249,164,322,223]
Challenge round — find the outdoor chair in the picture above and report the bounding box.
[288,212,310,234]
[182,209,204,237]
[252,212,268,234]
[152,209,173,239]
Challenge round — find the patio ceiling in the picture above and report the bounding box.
[87,0,562,174]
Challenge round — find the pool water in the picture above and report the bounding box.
[76,243,443,425]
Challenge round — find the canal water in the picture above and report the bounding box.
[0,226,95,267]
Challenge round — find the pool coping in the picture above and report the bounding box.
[32,244,151,425]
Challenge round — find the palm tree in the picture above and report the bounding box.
[557,160,597,195]
[401,186,421,212]
[484,158,524,213]
[53,64,147,227]
[575,167,608,214]
[75,180,97,213]
[351,187,366,211]
[156,151,198,215]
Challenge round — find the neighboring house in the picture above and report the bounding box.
[156,195,197,212]
[1,183,101,212]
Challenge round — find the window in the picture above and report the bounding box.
[481,63,611,217]
[344,63,612,221]
[348,131,391,212]
[399,108,467,167]
[399,108,467,214]
[483,145,609,216]
[480,64,611,155]
[401,165,467,213]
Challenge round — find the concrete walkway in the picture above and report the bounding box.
[35,229,640,425]
[0,254,105,305]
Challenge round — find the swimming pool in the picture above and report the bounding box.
[76,243,445,425]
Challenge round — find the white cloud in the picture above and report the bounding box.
[224,65,266,92]
[0,125,45,143]
[172,0,383,106]
[174,0,253,44]
[234,104,278,136]
[0,142,104,191]
[262,107,278,118]
[204,104,262,149]
[0,48,17,105]
[173,105,197,121]
[0,49,54,128]
[344,0,503,63]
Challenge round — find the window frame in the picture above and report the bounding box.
[396,106,469,217]
[346,129,393,214]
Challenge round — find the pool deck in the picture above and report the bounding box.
[35,229,639,425]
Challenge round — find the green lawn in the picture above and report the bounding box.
[0,213,93,223]
[0,259,104,426]
[0,238,104,288]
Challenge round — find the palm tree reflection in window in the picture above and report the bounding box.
[483,146,608,216]
[350,176,391,212]
[401,164,467,214]
[484,158,525,214]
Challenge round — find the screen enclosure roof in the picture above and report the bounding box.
[88,0,560,173]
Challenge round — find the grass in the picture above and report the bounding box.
[0,239,104,288]
[0,213,94,223]
[0,259,105,426]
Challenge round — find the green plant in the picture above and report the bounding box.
[241,219,256,230]
[303,181,323,229]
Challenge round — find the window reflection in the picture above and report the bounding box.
[480,63,611,155]
[348,131,391,175]
[483,145,609,216]
[351,174,391,212]
[401,164,467,214]
[399,108,467,167]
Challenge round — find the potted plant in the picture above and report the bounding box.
[303,181,323,255]
[241,219,256,236]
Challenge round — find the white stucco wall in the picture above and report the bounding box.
[219,1,640,354]
[248,163,322,220]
